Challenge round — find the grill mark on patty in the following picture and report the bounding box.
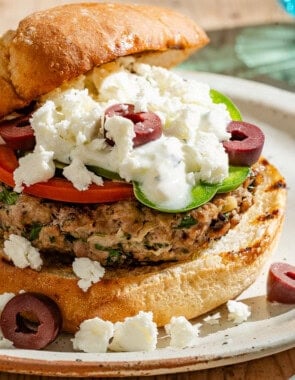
[0,173,257,267]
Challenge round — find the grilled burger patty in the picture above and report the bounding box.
[0,170,258,267]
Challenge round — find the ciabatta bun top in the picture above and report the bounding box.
[0,3,209,117]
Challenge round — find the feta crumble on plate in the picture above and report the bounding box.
[72,311,158,353]
[109,311,158,352]
[203,312,221,325]
[227,300,251,324]
[165,316,202,349]
[72,317,114,353]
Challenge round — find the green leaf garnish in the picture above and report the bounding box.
[210,89,242,121]
[54,160,66,169]
[133,165,250,213]
[94,243,131,266]
[0,187,19,205]
[55,160,123,181]
[87,165,122,181]
[133,181,218,213]
[217,166,250,193]
[176,215,198,229]
[26,222,43,241]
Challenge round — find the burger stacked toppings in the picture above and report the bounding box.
[0,59,263,268]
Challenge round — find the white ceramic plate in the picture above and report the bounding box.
[0,73,294,377]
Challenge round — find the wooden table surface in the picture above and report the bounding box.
[1,1,295,379]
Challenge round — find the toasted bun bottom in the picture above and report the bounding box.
[0,159,286,333]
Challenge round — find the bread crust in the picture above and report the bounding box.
[0,159,286,333]
[0,3,209,117]
[0,31,27,116]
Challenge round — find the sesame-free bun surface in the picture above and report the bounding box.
[0,159,286,333]
[0,2,209,117]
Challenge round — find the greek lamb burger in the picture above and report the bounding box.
[0,3,286,336]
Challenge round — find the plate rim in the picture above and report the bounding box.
[0,340,295,377]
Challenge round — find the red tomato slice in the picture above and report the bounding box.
[0,146,134,203]
[0,146,18,187]
[26,178,134,203]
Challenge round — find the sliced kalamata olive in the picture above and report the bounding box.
[104,104,135,146]
[104,103,135,118]
[0,114,35,151]
[223,121,265,166]
[0,292,62,349]
[124,112,162,147]
[267,262,295,304]
[104,103,162,147]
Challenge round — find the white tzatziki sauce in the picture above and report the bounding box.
[13,58,231,210]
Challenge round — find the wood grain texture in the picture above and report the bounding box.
[0,0,294,379]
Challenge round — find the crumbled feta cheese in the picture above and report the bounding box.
[0,292,15,314]
[98,69,159,106]
[165,316,201,349]
[203,312,221,325]
[13,146,55,192]
[63,158,103,191]
[199,106,230,141]
[227,300,251,324]
[72,257,105,292]
[72,317,114,353]
[102,115,135,172]
[17,61,231,210]
[184,131,229,185]
[109,311,158,352]
[32,89,102,163]
[133,63,212,107]
[3,235,43,270]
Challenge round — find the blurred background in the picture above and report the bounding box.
[1,0,295,91]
